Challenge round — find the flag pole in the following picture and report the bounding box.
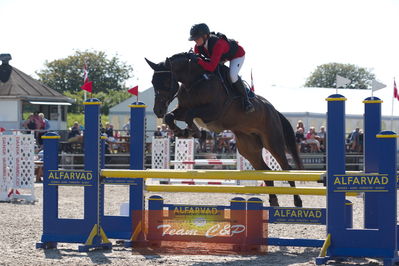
[335,74,338,94]
[391,92,394,130]
[391,77,396,130]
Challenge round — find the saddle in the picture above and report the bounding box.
[215,64,255,98]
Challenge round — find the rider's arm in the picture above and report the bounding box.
[197,39,229,72]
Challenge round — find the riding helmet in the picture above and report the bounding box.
[189,23,210,41]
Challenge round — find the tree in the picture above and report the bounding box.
[63,90,132,115]
[36,50,133,93]
[305,63,375,89]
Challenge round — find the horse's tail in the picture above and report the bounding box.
[278,111,304,170]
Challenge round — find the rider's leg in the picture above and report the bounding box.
[230,56,255,113]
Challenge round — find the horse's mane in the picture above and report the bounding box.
[166,52,206,77]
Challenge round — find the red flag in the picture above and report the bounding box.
[81,63,93,93]
[250,69,254,92]
[128,85,138,96]
[394,79,399,101]
[81,81,93,93]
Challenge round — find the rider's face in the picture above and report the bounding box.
[194,37,204,46]
[194,35,207,46]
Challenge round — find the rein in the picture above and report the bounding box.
[153,67,180,103]
[156,55,238,123]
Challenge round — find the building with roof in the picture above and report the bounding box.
[108,87,184,141]
[0,54,74,130]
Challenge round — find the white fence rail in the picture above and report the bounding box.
[0,134,35,202]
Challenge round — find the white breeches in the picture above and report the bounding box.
[229,55,245,83]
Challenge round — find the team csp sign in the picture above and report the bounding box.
[332,174,389,192]
[46,170,95,186]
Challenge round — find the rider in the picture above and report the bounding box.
[188,23,255,113]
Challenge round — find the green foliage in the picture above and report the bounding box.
[67,113,109,129]
[67,113,85,128]
[64,90,131,115]
[305,63,375,89]
[36,50,133,94]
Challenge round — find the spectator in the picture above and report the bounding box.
[105,122,118,152]
[218,130,234,153]
[358,129,364,153]
[24,112,42,143]
[295,128,306,152]
[199,128,208,152]
[160,124,168,137]
[101,133,112,157]
[154,126,163,137]
[68,122,82,142]
[37,113,50,147]
[32,112,42,128]
[105,122,114,138]
[318,126,326,151]
[166,126,174,141]
[23,113,37,134]
[347,128,361,152]
[306,126,321,152]
[122,119,130,135]
[296,120,305,132]
[229,134,236,152]
[39,113,50,130]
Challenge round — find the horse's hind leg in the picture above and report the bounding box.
[260,133,303,207]
[235,132,279,207]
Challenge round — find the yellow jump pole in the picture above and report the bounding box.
[145,185,358,196]
[101,169,323,182]
[146,185,325,195]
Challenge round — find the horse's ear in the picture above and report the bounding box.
[145,58,160,71]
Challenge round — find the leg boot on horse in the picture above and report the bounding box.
[233,77,255,113]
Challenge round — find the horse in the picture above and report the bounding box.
[145,52,304,207]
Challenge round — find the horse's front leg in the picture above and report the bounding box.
[164,107,188,137]
[184,104,220,135]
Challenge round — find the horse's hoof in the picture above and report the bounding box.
[294,196,303,208]
[192,131,201,138]
[183,129,190,138]
[174,129,186,137]
[269,198,279,207]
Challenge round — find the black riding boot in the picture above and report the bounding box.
[233,78,255,113]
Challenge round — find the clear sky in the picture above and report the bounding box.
[2,0,399,97]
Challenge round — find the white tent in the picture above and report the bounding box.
[255,86,399,133]
[109,86,399,137]
[108,87,182,141]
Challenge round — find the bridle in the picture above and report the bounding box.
[153,58,180,104]
[153,55,211,104]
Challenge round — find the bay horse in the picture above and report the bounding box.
[145,52,303,207]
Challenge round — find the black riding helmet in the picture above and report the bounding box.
[188,23,210,41]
